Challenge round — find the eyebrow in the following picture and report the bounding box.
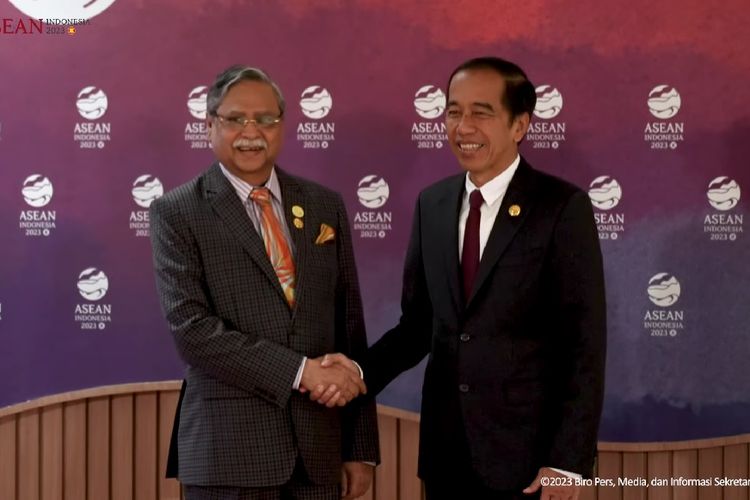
[447,101,495,111]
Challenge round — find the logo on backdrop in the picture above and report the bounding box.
[588,176,625,240]
[185,86,209,149]
[411,84,447,150]
[9,0,118,20]
[644,273,685,338]
[353,175,392,239]
[74,267,112,331]
[297,85,335,149]
[644,85,684,150]
[74,86,111,149]
[0,302,3,322]
[704,176,742,241]
[527,84,566,149]
[129,175,163,237]
[19,174,56,237]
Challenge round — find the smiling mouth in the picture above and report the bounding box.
[458,143,484,152]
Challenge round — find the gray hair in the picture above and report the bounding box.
[206,65,286,117]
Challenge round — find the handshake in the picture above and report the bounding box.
[299,353,366,408]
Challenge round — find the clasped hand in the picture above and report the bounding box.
[299,353,365,407]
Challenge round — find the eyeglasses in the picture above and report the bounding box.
[213,113,283,131]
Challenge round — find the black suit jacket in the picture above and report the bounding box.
[364,158,606,490]
[150,164,379,487]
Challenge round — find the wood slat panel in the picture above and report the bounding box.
[672,449,698,500]
[397,419,421,500]
[41,405,63,500]
[597,451,622,500]
[158,391,180,500]
[621,452,647,500]
[697,447,722,500]
[111,395,134,500]
[87,397,110,500]
[63,401,87,500]
[18,410,40,500]
[0,415,17,500]
[723,444,749,500]
[375,414,397,500]
[647,451,672,500]
[134,393,158,500]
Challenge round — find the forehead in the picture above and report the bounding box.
[218,80,279,112]
[448,69,506,106]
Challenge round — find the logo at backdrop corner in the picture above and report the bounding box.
[297,85,335,149]
[704,176,742,241]
[353,175,393,239]
[647,273,680,307]
[77,268,109,301]
[527,85,566,149]
[75,267,112,331]
[9,0,118,20]
[74,86,111,149]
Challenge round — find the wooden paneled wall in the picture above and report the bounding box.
[1,382,748,500]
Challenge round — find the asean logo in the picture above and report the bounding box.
[588,176,622,210]
[707,176,740,211]
[357,175,390,209]
[187,86,208,120]
[647,85,681,119]
[647,273,681,307]
[77,268,109,301]
[300,86,332,119]
[413,85,446,119]
[76,86,108,120]
[132,175,164,208]
[533,85,563,119]
[22,175,53,207]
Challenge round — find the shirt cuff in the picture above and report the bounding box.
[293,357,307,390]
[351,360,364,379]
[549,467,582,479]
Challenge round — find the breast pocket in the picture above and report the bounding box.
[497,246,545,267]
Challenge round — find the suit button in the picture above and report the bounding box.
[459,384,470,393]
[459,333,471,342]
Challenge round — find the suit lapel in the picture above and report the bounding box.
[203,163,288,305]
[467,159,536,305]
[436,175,465,314]
[276,168,310,317]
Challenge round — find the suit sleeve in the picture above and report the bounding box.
[330,194,381,463]
[363,193,434,395]
[149,197,303,408]
[546,190,607,476]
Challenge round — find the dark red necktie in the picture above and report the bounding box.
[461,189,483,300]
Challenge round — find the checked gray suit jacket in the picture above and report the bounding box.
[150,163,379,488]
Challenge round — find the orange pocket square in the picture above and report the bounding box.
[315,223,336,244]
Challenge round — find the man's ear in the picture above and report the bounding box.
[513,112,531,143]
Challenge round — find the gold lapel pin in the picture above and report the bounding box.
[292,205,305,218]
[508,204,521,217]
[293,218,304,229]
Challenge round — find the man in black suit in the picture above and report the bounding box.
[319,57,606,500]
[150,65,379,500]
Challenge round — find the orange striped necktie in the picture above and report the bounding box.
[249,187,296,307]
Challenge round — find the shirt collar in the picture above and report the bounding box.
[219,164,282,204]
[464,154,520,206]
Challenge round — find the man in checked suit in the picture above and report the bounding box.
[320,57,606,500]
[150,65,379,500]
